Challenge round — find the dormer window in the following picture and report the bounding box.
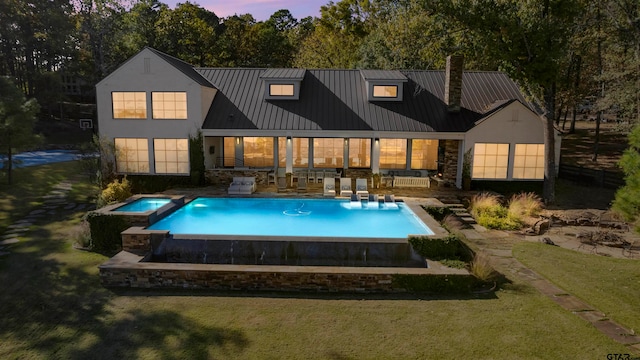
[269,84,295,97]
[261,68,306,100]
[373,85,398,98]
[360,70,407,102]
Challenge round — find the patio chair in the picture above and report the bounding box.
[267,169,277,185]
[277,177,287,192]
[315,171,325,183]
[382,194,398,208]
[355,178,369,198]
[339,178,353,197]
[297,177,307,192]
[323,178,336,197]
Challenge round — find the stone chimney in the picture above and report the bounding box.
[444,55,464,113]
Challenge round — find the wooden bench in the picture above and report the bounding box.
[392,176,430,188]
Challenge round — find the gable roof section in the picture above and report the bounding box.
[198,68,531,133]
[145,47,215,88]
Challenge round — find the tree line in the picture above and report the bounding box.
[1,0,638,125]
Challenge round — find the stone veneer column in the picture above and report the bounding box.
[444,55,464,113]
[442,140,460,185]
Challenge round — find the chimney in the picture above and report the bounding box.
[444,55,464,113]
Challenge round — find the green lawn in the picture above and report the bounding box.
[0,163,633,358]
[514,242,640,333]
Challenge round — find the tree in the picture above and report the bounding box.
[0,77,40,185]
[613,123,640,233]
[155,2,220,67]
[428,0,582,204]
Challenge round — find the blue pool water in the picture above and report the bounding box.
[147,197,433,238]
[114,198,172,212]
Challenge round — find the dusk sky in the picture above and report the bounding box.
[162,0,329,21]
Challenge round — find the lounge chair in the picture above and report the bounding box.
[355,178,369,198]
[277,177,287,192]
[349,193,362,208]
[297,177,307,192]
[323,178,336,197]
[382,194,398,208]
[350,193,361,201]
[368,194,378,202]
[339,178,353,197]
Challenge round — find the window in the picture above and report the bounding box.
[410,140,438,170]
[223,137,236,167]
[114,138,149,173]
[513,144,544,179]
[313,138,344,168]
[269,84,295,96]
[152,92,187,119]
[292,137,309,167]
[348,138,371,168]
[472,143,509,179]
[112,92,146,119]
[379,139,407,169]
[373,85,398,98]
[243,137,274,167]
[154,139,189,174]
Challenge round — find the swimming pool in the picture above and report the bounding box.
[114,197,172,212]
[147,197,433,238]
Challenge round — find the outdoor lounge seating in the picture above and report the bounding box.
[323,178,336,196]
[339,178,353,197]
[297,177,308,192]
[355,178,369,198]
[228,177,256,195]
[277,177,287,192]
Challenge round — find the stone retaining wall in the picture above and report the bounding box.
[99,252,471,293]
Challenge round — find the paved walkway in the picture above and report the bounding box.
[460,226,640,354]
[0,180,93,256]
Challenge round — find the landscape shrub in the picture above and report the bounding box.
[508,192,543,217]
[71,220,92,249]
[469,252,497,282]
[471,192,524,230]
[98,176,132,207]
[422,205,453,222]
[127,175,193,193]
[86,212,129,253]
[408,234,472,262]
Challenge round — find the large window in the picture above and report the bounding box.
[243,137,274,167]
[373,85,398,98]
[293,137,309,167]
[348,138,371,168]
[313,138,344,168]
[411,139,438,170]
[152,92,187,119]
[223,137,236,167]
[472,143,509,179]
[379,139,407,169]
[112,92,146,119]
[114,138,149,173]
[154,139,189,174]
[513,144,544,179]
[269,84,294,96]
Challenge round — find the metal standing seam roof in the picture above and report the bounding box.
[260,68,306,80]
[145,47,215,88]
[196,67,531,133]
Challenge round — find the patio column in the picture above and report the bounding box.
[372,137,380,173]
[286,136,293,173]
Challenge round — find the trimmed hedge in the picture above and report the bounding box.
[86,212,129,253]
[408,234,472,262]
[421,205,453,222]
[392,274,478,294]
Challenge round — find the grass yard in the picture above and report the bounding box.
[0,162,634,359]
[514,242,640,333]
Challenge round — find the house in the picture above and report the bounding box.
[96,47,559,188]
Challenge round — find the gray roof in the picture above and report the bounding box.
[196,68,531,133]
[260,68,306,80]
[360,70,408,81]
[146,47,214,88]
